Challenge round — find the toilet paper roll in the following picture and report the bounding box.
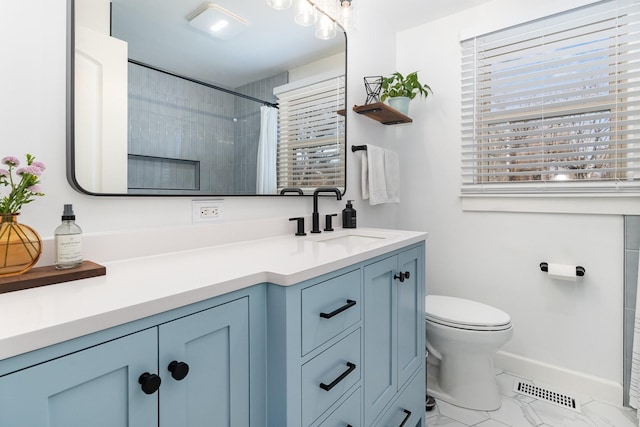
[547,263,577,282]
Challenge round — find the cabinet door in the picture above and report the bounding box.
[396,246,422,388]
[0,328,158,427]
[363,255,397,426]
[158,297,250,427]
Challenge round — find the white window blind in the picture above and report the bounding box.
[276,75,345,193]
[461,0,640,194]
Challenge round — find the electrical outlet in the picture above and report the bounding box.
[200,206,220,218]
[192,200,224,223]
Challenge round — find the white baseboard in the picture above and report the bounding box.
[494,350,623,406]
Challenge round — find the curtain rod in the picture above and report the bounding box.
[128,59,279,109]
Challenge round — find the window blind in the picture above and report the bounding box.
[461,0,640,194]
[276,75,345,193]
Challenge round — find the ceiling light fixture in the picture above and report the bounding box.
[188,4,249,40]
[294,0,317,26]
[267,0,293,10]
[269,0,355,40]
[315,14,336,40]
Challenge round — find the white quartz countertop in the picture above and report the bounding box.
[0,227,426,361]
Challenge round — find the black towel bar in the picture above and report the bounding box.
[351,145,367,152]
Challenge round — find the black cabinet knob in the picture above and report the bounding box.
[168,360,190,381]
[394,271,411,282]
[138,372,161,394]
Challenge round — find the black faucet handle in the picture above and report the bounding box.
[324,214,337,232]
[289,217,307,236]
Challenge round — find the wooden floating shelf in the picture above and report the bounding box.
[352,103,412,125]
[0,260,107,294]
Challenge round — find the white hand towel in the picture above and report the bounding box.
[361,144,400,205]
[383,149,400,204]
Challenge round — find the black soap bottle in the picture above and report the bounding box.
[342,200,357,228]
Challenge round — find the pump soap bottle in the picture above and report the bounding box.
[342,200,357,228]
[54,204,83,269]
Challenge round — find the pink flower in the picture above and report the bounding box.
[16,166,42,177]
[0,153,45,213]
[2,156,19,167]
[31,161,46,171]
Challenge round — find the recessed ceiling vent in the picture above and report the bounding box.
[188,4,249,40]
[513,380,581,412]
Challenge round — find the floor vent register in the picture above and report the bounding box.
[513,380,581,413]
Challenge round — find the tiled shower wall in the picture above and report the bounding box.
[234,72,288,194]
[624,215,640,406]
[127,62,286,194]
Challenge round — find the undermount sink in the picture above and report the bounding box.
[310,230,393,246]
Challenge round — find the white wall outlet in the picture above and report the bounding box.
[192,200,224,223]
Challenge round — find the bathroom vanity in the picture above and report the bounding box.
[0,228,426,427]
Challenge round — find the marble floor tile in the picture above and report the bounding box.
[425,371,636,427]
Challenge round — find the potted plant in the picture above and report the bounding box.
[380,71,432,115]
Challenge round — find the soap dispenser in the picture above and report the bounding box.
[342,200,357,229]
[54,204,83,269]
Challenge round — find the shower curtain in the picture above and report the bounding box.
[629,251,640,417]
[256,105,278,194]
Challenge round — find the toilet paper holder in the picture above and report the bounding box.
[539,262,585,277]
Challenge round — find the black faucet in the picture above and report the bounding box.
[311,187,342,233]
[280,187,303,195]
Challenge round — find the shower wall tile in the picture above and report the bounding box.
[127,64,287,194]
[233,72,288,194]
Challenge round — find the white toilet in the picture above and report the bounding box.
[425,295,513,411]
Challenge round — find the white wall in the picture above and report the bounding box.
[3,0,627,405]
[395,0,625,403]
[0,0,398,240]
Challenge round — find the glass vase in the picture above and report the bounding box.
[0,213,42,277]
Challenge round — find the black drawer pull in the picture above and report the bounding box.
[319,362,356,391]
[399,409,412,427]
[320,299,356,319]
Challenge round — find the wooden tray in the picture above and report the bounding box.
[0,261,106,294]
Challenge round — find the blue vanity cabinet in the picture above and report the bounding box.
[0,328,159,427]
[158,296,250,427]
[267,242,425,427]
[267,268,363,427]
[0,295,256,427]
[363,245,424,426]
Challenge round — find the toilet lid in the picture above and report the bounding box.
[425,295,511,331]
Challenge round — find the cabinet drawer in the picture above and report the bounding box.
[302,269,361,355]
[302,329,361,427]
[374,369,424,427]
[317,387,361,427]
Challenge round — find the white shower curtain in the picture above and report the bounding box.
[629,250,640,419]
[256,105,278,194]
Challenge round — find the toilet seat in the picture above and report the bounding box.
[425,295,511,331]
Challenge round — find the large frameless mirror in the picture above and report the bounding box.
[67,0,346,196]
